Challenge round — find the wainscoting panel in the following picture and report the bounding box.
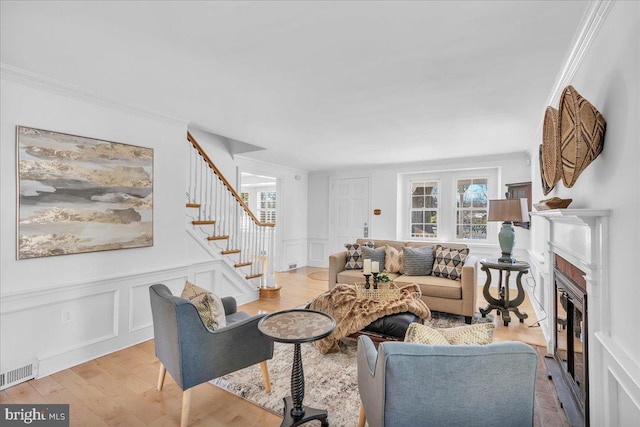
[129,274,189,333]
[0,261,259,380]
[307,239,328,267]
[599,334,640,426]
[283,238,307,270]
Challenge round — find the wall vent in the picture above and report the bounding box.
[0,360,38,391]
[289,263,297,270]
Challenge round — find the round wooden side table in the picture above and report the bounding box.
[478,259,530,326]
[258,309,336,427]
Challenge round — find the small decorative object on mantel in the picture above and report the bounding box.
[533,197,573,211]
[558,85,606,188]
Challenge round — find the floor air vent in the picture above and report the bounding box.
[0,360,38,390]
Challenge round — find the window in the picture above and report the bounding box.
[401,168,496,242]
[240,192,249,205]
[410,181,438,238]
[456,178,488,240]
[258,191,276,224]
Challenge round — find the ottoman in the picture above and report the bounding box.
[349,312,422,343]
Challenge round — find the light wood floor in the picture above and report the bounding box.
[0,266,548,426]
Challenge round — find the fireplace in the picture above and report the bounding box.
[554,254,588,426]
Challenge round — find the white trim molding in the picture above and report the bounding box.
[0,63,187,126]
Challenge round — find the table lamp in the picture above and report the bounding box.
[488,198,528,263]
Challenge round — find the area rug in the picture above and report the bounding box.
[211,311,492,426]
[307,270,329,281]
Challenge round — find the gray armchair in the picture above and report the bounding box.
[149,284,274,427]
[357,336,537,427]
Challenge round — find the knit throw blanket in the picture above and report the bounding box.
[308,283,431,354]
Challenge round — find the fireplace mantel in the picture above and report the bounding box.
[529,208,614,426]
[530,209,610,274]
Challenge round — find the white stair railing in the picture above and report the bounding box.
[187,132,275,286]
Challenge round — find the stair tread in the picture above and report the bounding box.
[246,274,263,280]
[207,235,229,241]
[186,203,200,208]
[234,262,252,268]
[192,220,215,225]
[221,249,241,255]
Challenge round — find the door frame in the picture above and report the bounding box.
[328,175,372,255]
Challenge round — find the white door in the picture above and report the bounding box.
[330,177,370,254]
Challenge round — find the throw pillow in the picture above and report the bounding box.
[432,244,469,281]
[344,241,374,270]
[437,323,495,345]
[402,246,434,276]
[404,322,495,345]
[404,322,450,345]
[362,246,386,271]
[384,245,404,274]
[181,281,226,331]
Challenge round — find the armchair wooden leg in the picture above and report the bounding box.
[260,361,271,393]
[358,403,366,427]
[157,363,167,391]
[181,388,192,427]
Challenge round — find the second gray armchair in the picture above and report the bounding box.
[357,335,538,427]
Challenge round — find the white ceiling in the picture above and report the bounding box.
[1,1,588,172]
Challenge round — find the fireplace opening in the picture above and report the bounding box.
[554,255,589,426]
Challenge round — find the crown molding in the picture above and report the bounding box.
[528,0,615,156]
[547,0,615,106]
[0,63,187,126]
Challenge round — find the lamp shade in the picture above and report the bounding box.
[488,199,529,223]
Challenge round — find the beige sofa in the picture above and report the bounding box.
[329,239,477,323]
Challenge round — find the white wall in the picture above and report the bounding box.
[528,1,639,423]
[308,152,532,267]
[0,75,190,378]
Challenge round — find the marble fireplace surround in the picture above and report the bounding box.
[529,209,639,426]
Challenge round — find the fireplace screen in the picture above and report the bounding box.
[555,268,588,423]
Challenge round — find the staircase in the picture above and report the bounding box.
[186,131,276,288]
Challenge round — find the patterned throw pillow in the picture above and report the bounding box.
[437,323,495,345]
[181,281,227,331]
[404,322,450,345]
[362,246,386,271]
[432,245,469,281]
[404,322,495,345]
[385,245,404,274]
[402,246,434,276]
[344,242,374,270]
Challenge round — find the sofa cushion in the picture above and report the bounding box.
[402,245,434,276]
[181,281,226,330]
[362,246,385,271]
[432,244,469,281]
[394,274,462,299]
[385,245,404,274]
[337,270,401,286]
[344,241,374,270]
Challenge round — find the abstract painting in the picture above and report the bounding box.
[17,126,153,259]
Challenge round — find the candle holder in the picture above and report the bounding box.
[363,274,372,289]
[372,272,379,289]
